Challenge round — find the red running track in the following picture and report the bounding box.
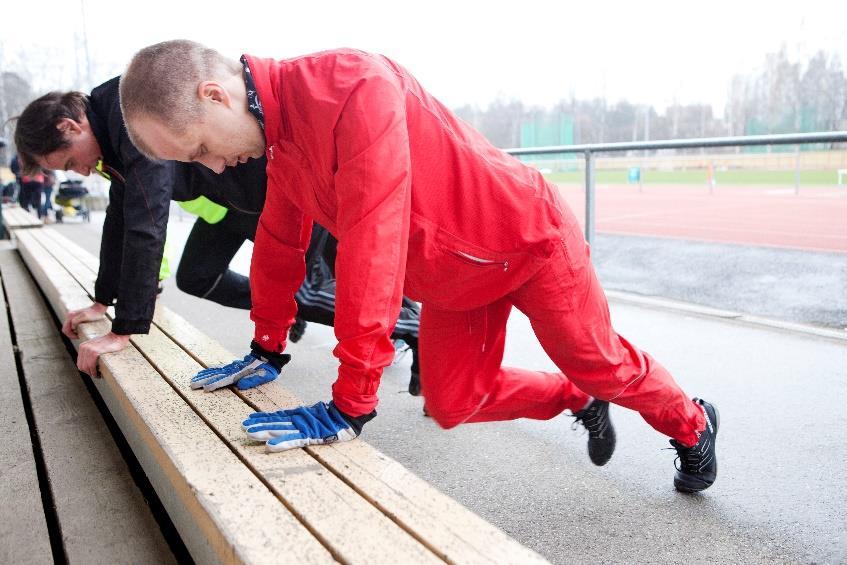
[555,183,847,254]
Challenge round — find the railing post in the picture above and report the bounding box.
[585,150,595,246]
[794,144,801,195]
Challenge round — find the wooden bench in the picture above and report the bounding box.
[1,204,43,237]
[0,241,174,564]
[9,226,548,564]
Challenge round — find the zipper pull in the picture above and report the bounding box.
[268,145,275,160]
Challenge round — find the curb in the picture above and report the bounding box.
[605,289,847,342]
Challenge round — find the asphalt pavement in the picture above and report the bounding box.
[51,210,847,564]
[592,232,847,330]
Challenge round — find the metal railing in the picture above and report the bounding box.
[504,131,847,246]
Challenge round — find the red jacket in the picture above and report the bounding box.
[246,50,574,416]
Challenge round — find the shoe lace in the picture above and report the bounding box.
[572,403,609,439]
[669,435,712,474]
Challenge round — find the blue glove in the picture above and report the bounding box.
[242,401,375,452]
[191,341,290,392]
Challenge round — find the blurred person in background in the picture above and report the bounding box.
[18,167,43,214]
[10,153,23,202]
[40,168,56,221]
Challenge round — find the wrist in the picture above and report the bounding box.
[110,332,131,345]
[332,402,376,436]
[92,302,108,314]
[250,340,291,371]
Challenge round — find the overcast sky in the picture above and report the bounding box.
[2,0,846,114]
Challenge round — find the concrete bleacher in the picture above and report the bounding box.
[1,224,548,564]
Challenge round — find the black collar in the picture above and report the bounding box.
[241,56,265,130]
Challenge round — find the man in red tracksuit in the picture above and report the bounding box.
[120,40,719,492]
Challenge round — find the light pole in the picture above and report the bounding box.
[79,0,92,88]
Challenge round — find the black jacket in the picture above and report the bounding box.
[88,76,266,335]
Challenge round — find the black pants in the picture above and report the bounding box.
[176,214,420,348]
[19,182,43,215]
[176,211,255,309]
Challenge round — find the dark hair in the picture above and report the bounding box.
[13,91,89,173]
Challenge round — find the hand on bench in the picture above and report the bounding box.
[63,302,131,377]
[190,340,291,392]
[242,401,376,452]
[62,302,108,339]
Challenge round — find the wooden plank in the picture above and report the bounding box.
[15,231,91,317]
[1,206,43,230]
[19,207,43,227]
[140,264,549,564]
[133,326,441,564]
[39,227,99,274]
[245,388,549,565]
[34,228,441,564]
[0,244,53,564]
[15,230,336,565]
[31,228,98,294]
[0,247,176,564]
[33,227,548,564]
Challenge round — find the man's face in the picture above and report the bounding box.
[129,81,265,174]
[39,118,102,176]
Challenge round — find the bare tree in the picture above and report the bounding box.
[0,71,34,163]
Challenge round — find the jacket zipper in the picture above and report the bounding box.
[449,249,509,272]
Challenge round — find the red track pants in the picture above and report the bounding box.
[419,224,705,447]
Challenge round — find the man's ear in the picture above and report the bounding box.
[198,81,231,108]
[56,118,83,136]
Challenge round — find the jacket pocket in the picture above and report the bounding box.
[404,214,544,310]
[443,248,510,272]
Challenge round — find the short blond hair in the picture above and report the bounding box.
[120,39,240,156]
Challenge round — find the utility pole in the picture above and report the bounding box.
[644,106,651,157]
[80,0,92,88]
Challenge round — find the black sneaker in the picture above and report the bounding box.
[288,317,307,343]
[572,399,616,466]
[670,398,719,493]
[408,346,421,396]
[408,372,421,396]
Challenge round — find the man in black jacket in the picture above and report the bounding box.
[13,77,421,393]
[15,80,169,376]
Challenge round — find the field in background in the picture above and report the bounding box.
[537,147,847,186]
